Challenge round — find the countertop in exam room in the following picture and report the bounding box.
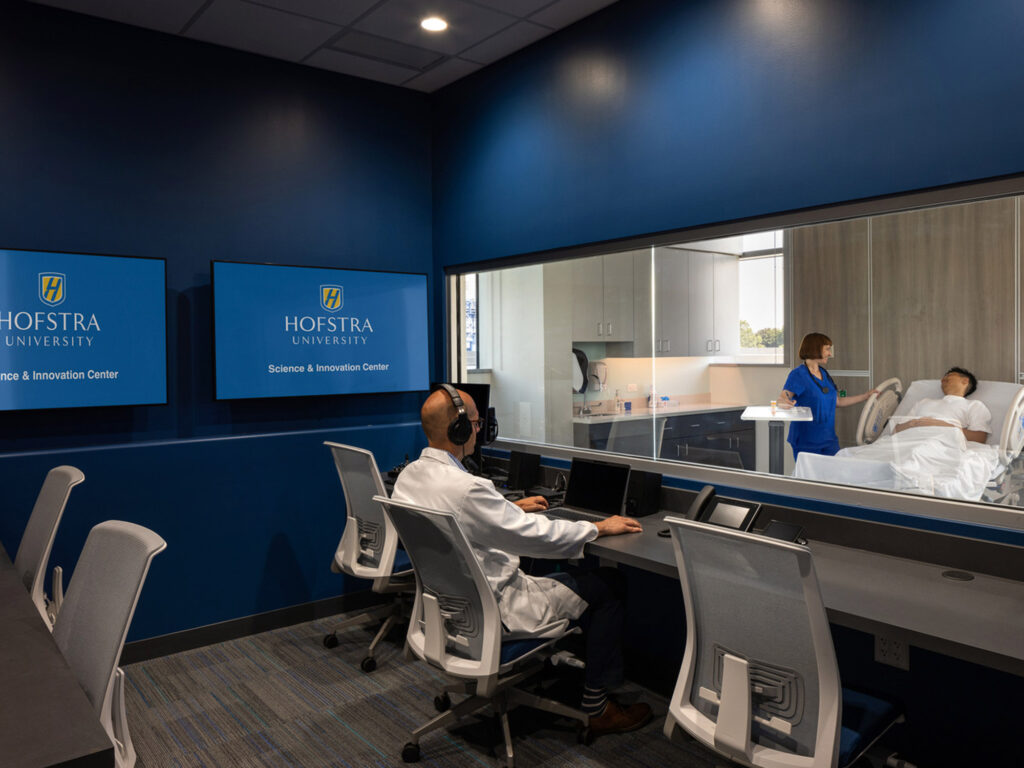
[572,401,749,424]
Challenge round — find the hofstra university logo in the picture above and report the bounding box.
[1,270,100,348]
[39,273,66,307]
[320,285,343,313]
[284,283,372,345]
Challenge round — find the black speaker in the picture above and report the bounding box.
[625,470,662,518]
[507,451,540,491]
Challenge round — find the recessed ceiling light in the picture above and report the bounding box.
[421,16,448,32]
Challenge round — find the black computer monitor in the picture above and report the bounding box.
[563,457,631,516]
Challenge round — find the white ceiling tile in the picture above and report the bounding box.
[402,57,480,92]
[185,0,340,62]
[354,0,514,57]
[29,0,207,34]
[306,48,419,85]
[240,0,379,27]
[460,20,552,65]
[529,0,617,29]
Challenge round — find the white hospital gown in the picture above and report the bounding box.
[892,395,991,434]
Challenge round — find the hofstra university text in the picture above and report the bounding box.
[285,315,373,345]
[2,311,100,347]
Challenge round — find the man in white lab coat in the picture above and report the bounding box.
[393,385,652,736]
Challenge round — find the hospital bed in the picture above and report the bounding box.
[793,378,1024,500]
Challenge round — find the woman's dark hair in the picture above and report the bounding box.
[946,366,978,396]
[798,332,833,361]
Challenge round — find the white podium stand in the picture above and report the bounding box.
[741,406,813,474]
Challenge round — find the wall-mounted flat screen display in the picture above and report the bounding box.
[0,248,167,411]
[213,261,429,400]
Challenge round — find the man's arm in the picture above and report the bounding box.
[963,429,988,443]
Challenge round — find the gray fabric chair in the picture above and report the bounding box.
[323,442,414,671]
[375,495,587,768]
[13,465,85,626]
[54,520,166,768]
[662,516,901,768]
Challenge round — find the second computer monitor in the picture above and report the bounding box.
[563,457,631,516]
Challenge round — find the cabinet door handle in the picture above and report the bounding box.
[706,339,713,352]
[690,423,701,428]
[665,339,671,352]
[715,339,721,352]
[655,339,661,352]
[607,322,613,336]
[597,322,603,336]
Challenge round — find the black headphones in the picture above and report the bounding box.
[438,383,474,445]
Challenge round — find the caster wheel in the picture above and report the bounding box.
[401,742,420,762]
[578,727,594,746]
[434,693,451,712]
[323,633,339,649]
[360,656,377,672]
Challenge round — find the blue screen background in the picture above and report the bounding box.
[214,262,429,399]
[0,249,167,410]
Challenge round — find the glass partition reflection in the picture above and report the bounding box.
[455,194,1024,514]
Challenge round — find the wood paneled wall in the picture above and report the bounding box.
[790,197,1019,447]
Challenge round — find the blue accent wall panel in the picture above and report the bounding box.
[0,2,434,638]
[433,0,1024,266]
[0,424,426,641]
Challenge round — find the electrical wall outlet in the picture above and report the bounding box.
[627,383,638,392]
[874,632,910,670]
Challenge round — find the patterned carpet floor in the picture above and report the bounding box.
[123,611,720,768]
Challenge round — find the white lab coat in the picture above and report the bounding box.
[393,447,598,637]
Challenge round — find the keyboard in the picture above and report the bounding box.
[546,507,607,523]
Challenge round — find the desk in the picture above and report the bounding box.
[741,406,812,474]
[0,543,113,768]
[586,513,1024,675]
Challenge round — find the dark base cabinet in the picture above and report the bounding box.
[575,408,755,470]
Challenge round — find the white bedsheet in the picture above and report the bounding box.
[793,426,1001,500]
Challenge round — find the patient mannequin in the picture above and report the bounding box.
[892,367,991,443]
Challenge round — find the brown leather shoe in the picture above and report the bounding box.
[587,700,653,738]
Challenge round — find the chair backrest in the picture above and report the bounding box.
[324,442,399,588]
[665,516,841,768]
[53,521,166,721]
[374,495,502,685]
[607,416,667,458]
[13,465,85,624]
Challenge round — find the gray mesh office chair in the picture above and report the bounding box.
[662,517,901,768]
[13,465,85,626]
[54,520,167,768]
[375,495,588,768]
[607,416,666,458]
[323,442,414,671]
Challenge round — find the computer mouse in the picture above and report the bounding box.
[657,528,671,537]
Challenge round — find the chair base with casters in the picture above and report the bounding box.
[401,648,590,766]
[321,581,413,672]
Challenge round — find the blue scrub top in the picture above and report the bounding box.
[784,364,840,457]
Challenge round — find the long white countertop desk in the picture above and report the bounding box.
[585,512,1024,675]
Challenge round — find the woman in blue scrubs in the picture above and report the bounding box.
[779,332,877,458]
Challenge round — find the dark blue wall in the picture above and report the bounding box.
[433,0,1024,267]
[0,2,431,638]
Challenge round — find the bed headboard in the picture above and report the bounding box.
[894,379,1023,446]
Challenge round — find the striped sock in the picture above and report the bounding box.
[581,685,608,716]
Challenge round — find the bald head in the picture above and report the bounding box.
[421,388,478,450]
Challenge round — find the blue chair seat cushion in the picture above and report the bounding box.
[838,688,901,767]
[499,637,549,665]
[392,548,412,573]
